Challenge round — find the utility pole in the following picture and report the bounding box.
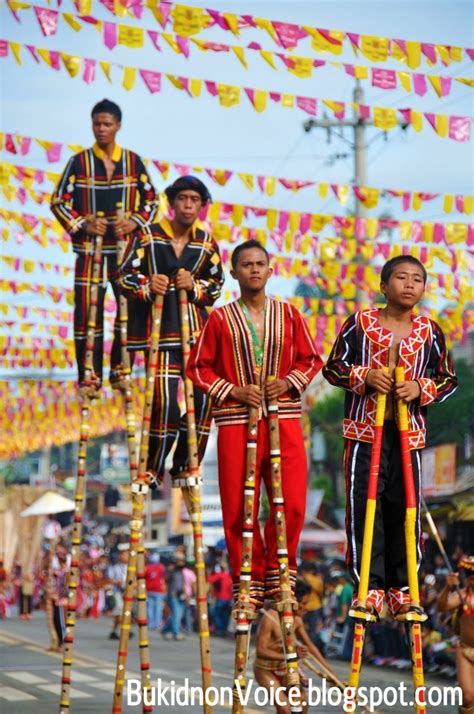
[303,81,407,300]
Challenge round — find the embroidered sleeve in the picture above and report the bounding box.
[130,156,158,229]
[420,321,458,405]
[323,314,363,392]
[50,155,87,235]
[285,307,323,393]
[188,239,224,309]
[187,312,234,404]
[117,231,153,302]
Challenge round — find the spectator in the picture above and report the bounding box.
[146,553,166,631]
[208,565,233,636]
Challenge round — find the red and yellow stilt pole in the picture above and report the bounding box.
[267,378,302,714]
[231,406,259,714]
[177,287,213,713]
[346,374,388,710]
[59,216,104,714]
[395,367,427,714]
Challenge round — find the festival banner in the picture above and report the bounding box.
[0,40,471,141]
[6,2,473,98]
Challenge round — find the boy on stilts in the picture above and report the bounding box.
[323,255,458,620]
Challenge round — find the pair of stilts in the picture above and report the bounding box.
[58,215,211,714]
[232,389,304,714]
[348,368,428,713]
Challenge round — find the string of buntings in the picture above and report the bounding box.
[0,40,471,140]
[2,199,473,254]
[0,319,72,337]
[43,0,474,70]
[7,2,474,98]
[0,379,144,459]
[2,148,473,215]
[1,254,73,277]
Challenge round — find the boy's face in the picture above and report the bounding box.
[381,261,425,309]
[230,247,272,292]
[297,593,310,616]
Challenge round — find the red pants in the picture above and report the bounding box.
[217,418,307,605]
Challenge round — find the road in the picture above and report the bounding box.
[0,612,460,713]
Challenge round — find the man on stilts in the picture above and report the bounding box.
[187,239,322,607]
[51,98,157,390]
[118,175,224,484]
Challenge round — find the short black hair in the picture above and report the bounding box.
[91,99,122,122]
[231,240,270,269]
[295,577,311,601]
[381,255,427,285]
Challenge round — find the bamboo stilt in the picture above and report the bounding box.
[112,223,150,714]
[59,221,104,714]
[231,406,259,713]
[267,378,302,714]
[175,287,212,714]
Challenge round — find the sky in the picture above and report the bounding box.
[0,0,473,378]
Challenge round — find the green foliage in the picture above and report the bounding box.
[310,388,345,465]
[426,360,474,456]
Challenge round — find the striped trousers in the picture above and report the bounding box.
[344,421,422,593]
[148,349,212,478]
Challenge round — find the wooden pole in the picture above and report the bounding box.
[176,287,213,713]
[112,207,151,714]
[231,406,259,713]
[267,378,302,714]
[59,216,104,714]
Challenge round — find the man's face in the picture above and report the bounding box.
[381,261,425,309]
[92,112,121,147]
[172,190,203,227]
[230,247,272,292]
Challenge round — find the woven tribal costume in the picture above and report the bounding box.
[118,218,224,479]
[51,143,157,384]
[187,298,322,606]
[323,308,457,615]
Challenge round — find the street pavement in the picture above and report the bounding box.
[0,612,460,713]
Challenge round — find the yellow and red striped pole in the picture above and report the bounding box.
[395,367,426,714]
[346,371,388,711]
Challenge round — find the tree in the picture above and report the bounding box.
[309,388,345,507]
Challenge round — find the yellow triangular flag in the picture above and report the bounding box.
[189,79,201,97]
[217,84,240,107]
[318,183,328,199]
[435,45,451,66]
[100,61,112,82]
[287,56,313,79]
[455,77,474,88]
[410,111,423,132]
[373,107,397,131]
[405,41,421,69]
[172,4,206,37]
[463,196,473,215]
[118,25,144,48]
[231,46,248,69]
[62,13,82,32]
[61,53,81,78]
[162,33,181,54]
[223,13,239,36]
[237,173,254,191]
[260,50,277,70]
[443,194,454,214]
[428,75,443,98]
[264,177,276,196]
[281,94,294,108]
[10,42,22,65]
[361,35,389,62]
[398,71,411,92]
[435,114,449,138]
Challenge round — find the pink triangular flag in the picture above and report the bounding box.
[34,7,59,37]
[83,58,96,84]
[139,69,161,94]
[103,22,117,50]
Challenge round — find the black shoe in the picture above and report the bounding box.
[109,631,119,640]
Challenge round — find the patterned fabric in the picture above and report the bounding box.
[73,251,122,383]
[323,309,458,450]
[146,349,212,478]
[386,587,411,616]
[117,218,224,351]
[51,144,157,255]
[187,298,323,426]
[351,589,385,618]
[343,424,423,592]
